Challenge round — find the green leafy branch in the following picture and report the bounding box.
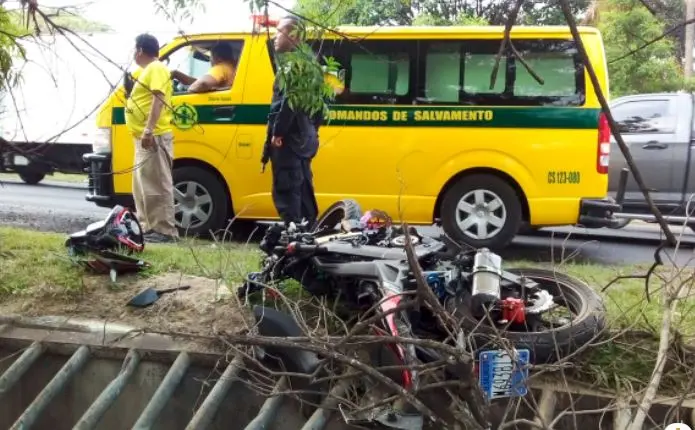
[245,0,345,118]
[152,0,206,24]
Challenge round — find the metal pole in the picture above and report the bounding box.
[300,380,350,430]
[73,349,141,430]
[132,351,191,430]
[184,354,243,430]
[243,377,288,430]
[10,346,91,430]
[0,342,44,395]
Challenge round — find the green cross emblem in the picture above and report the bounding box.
[172,103,198,130]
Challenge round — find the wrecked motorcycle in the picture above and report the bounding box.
[239,200,606,428]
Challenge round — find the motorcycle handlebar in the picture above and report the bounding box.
[290,242,328,254]
[270,242,327,256]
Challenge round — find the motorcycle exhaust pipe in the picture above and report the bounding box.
[470,248,502,315]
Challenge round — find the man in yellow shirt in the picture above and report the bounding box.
[171,42,237,93]
[125,33,177,243]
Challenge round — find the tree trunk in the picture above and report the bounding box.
[685,0,694,78]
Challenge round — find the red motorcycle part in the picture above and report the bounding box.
[501,297,526,324]
[376,292,413,389]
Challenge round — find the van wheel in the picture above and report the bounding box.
[440,174,522,250]
[173,166,229,238]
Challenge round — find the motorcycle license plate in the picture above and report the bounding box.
[478,349,530,400]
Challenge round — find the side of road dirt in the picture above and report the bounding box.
[1,272,253,335]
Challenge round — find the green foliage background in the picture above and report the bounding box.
[0,0,693,109]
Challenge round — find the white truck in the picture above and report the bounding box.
[0,33,127,184]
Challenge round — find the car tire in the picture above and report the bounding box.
[440,174,522,250]
[172,166,229,238]
[18,169,46,185]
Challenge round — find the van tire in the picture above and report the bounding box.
[440,174,522,250]
[172,166,229,238]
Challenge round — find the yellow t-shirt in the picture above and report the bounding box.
[207,63,236,88]
[125,60,173,137]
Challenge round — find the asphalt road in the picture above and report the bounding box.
[1,178,694,266]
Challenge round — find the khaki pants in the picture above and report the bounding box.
[132,132,178,237]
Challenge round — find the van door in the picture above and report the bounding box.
[307,38,418,217]
[608,96,680,205]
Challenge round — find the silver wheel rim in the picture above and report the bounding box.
[455,189,507,240]
[174,181,213,230]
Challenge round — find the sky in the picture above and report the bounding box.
[42,0,296,38]
[0,0,296,143]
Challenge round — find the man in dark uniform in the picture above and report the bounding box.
[261,15,322,230]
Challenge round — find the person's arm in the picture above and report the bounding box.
[188,64,229,93]
[145,92,165,133]
[171,70,196,86]
[142,64,171,136]
[188,74,220,93]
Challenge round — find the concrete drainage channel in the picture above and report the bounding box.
[0,316,354,430]
[1,316,695,430]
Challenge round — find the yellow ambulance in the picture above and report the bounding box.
[84,20,618,249]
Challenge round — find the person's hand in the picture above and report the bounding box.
[271,136,283,147]
[141,129,155,150]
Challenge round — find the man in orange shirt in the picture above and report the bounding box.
[171,42,236,93]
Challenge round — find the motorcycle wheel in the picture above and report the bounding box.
[449,268,606,364]
[313,198,363,233]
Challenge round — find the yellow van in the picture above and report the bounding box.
[84,22,619,249]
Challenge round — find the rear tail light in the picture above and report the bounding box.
[597,112,610,174]
[252,15,278,28]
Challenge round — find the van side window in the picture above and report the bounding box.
[611,100,675,134]
[422,43,506,103]
[419,39,585,106]
[313,39,415,105]
[163,40,244,94]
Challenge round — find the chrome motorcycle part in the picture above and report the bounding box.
[524,289,556,314]
[470,248,502,312]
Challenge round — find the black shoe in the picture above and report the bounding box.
[144,231,177,243]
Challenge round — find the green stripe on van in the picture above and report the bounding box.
[111,105,600,129]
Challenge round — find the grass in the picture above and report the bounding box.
[517,261,695,394]
[0,226,261,296]
[1,225,694,394]
[0,172,87,184]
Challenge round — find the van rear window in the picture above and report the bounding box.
[311,37,585,107]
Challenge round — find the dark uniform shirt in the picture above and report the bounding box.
[262,75,321,168]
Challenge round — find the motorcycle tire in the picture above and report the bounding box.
[450,268,606,364]
[313,198,363,233]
